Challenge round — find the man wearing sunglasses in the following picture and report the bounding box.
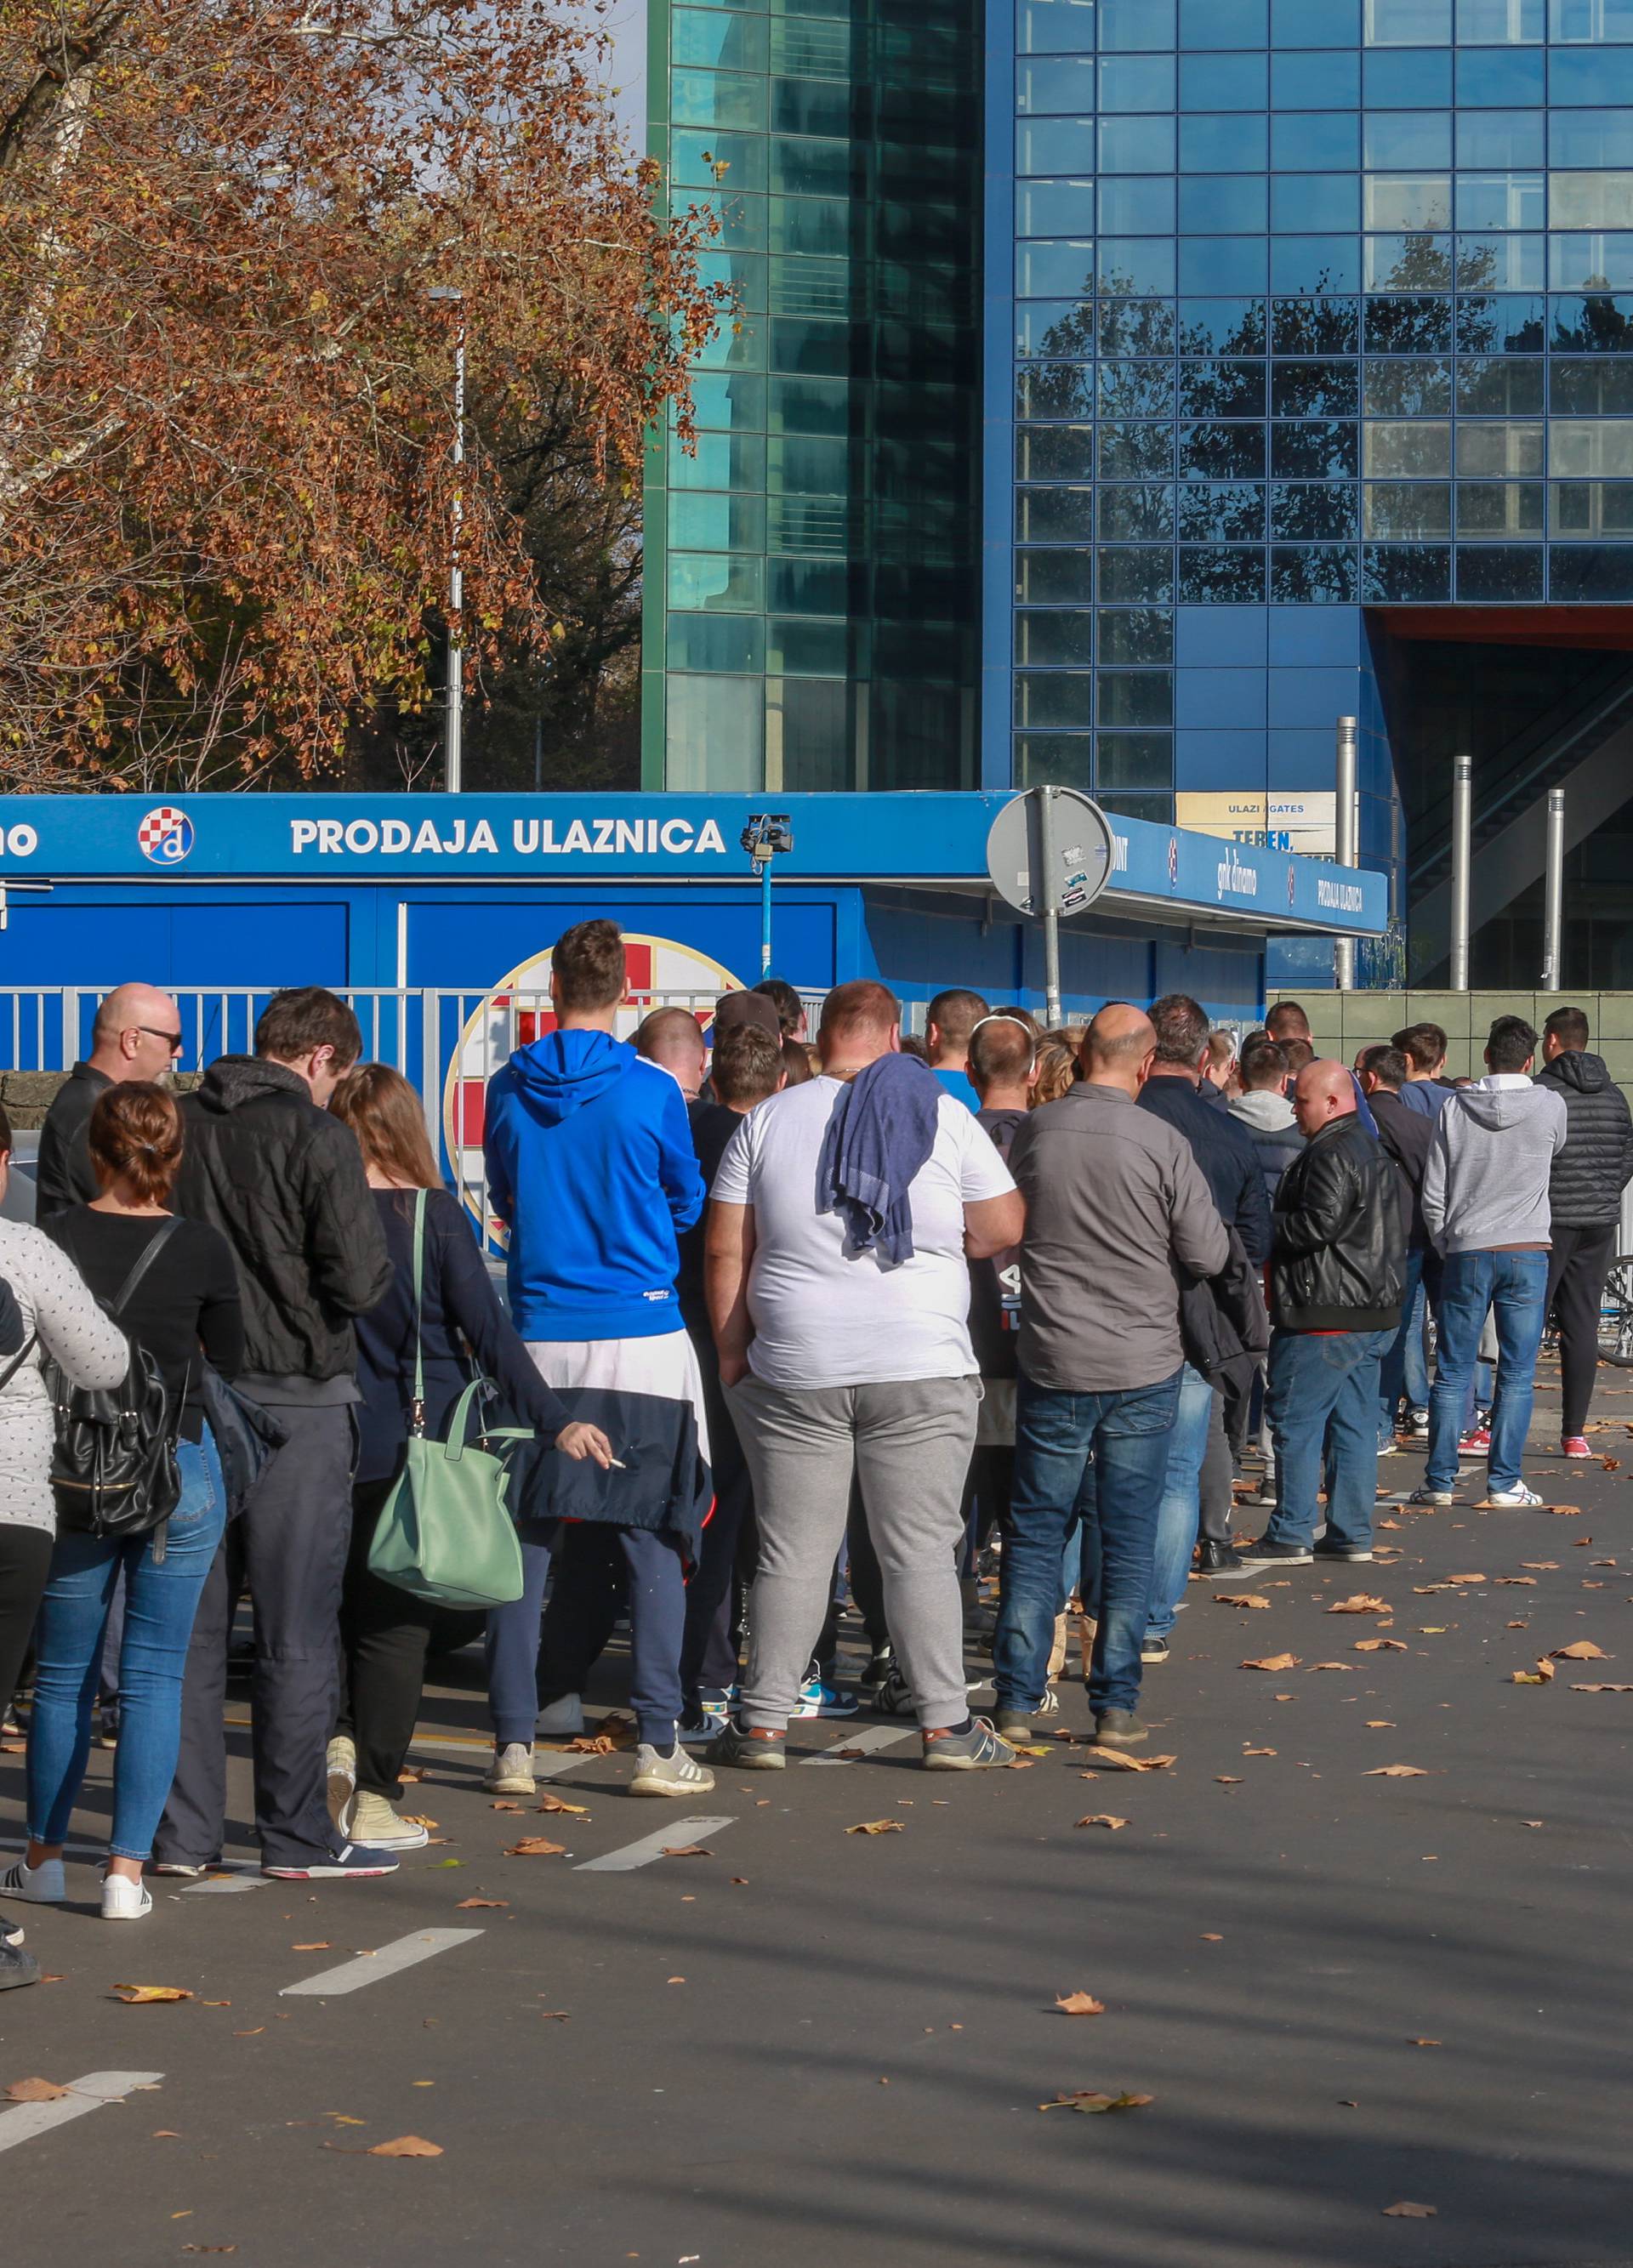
[37,982,185,1219]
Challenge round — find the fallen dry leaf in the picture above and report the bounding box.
[1039,2089,1153,2115]
[1354,1638,1408,1652]
[1307,1663,1354,1673]
[1363,1765,1428,1777]
[538,2009,570,2021]
[1383,2202,1437,2219]
[455,1898,508,1910]
[291,1943,331,1953]
[566,1734,617,1755]
[1602,1457,1620,1471]
[1327,1594,1391,1615]
[152,2129,182,2137]
[535,1795,588,1816]
[1546,1504,1585,1516]
[366,2135,443,2158]
[5,2078,71,2101]
[1550,1640,1608,1661]
[1055,1992,1106,2016]
[661,1845,713,1858]
[1215,1592,1272,1609]
[398,1765,425,1782]
[1521,1561,1558,1570]
[1200,1933,1223,1941]
[488,1800,524,1812]
[1496,1577,1537,1587]
[1243,1745,1277,1756]
[1408,2038,1442,2048]
[1572,1682,1633,1692]
[400,1816,436,1830]
[1075,1815,1129,1831]
[1447,1574,1487,1585]
[1215,1775,1243,1784]
[1242,1653,1300,1671]
[845,1820,902,1836]
[667,1976,686,1985]
[504,1838,566,1857]
[112,1984,193,2004]
[1078,1747,1176,1772]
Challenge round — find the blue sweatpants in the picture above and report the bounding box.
[486,1522,687,1750]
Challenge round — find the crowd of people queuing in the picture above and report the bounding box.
[0,937,1629,1993]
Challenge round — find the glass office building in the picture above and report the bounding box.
[649,0,1633,984]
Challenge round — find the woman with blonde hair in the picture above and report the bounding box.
[326,1065,610,1848]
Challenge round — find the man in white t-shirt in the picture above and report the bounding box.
[704,979,1026,1771]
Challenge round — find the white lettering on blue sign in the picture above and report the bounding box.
[288,815,729,861]
[1317,877,1365,912]
[1215,848,1259,898]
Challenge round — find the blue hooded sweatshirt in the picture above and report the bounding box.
[483,1030,705,1341]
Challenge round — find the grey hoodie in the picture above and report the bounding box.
[1421,1076,1568,1255]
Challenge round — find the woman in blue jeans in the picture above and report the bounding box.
[2,1083,242,1924]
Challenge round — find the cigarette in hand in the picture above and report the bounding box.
[606,1457,627,1469]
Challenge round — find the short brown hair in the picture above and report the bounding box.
[1282,1037,1315,1074]
[88,1083,184,1205]
[783,1037,816,1086]
[255,986,362,1071]
[551,918,626,1012]
[712,1024,782,1108]
[1266,1001,1311,1042]
[329,1063,441,1190]
[1149,992,1210,1069]
[1360,1044,1408,1089]
[970,1013,1035,1092]
[752,977,803,1037]
[819,980,901,1047]
[926,988,989,1054]
[634,1006,706,1071]
[1392,1021,1447,1074]
[1239,1036,1289,1091]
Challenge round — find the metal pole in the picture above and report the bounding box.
[1334,715,1358,993]
[1037,784,1063,1027]
[1449,753,1473,991]
[1541,786,1566,992]
[446,311,465,793]
[759,860,772,978]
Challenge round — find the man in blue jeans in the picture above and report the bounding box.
[1414,1015,1568,1511]
[994,1003,1228,1748]
[1240,1062,1406,1570]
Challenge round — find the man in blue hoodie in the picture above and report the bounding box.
[483,918,712,1799]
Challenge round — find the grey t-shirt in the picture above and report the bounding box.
[1007,1083,1230,1394]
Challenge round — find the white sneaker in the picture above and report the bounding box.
[1488,1481,1545,1509]
[0,1856,65,1904]
[326,1734,356,1827]
[100,1872,152,1921]
[629,1742,717,1797]
[484,1742,536,1795]
[346,1791,430,1851]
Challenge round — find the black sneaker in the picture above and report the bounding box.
[1093,1708,1148,1749]
[857,1644,895,1694]
[1313,1537,1374,1563]
[1235,1481,1277,1513]
[1196,1540,1250,1578]
[262,1844,400,1880]
[1141,1636,1169,1665]
[1235,1536,1313,1566]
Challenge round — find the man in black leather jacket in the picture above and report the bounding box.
[1241,1061,1406,1570]
[1536,1005,1633,1453]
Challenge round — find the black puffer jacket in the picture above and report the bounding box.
[1177,1226,1270,1390]
[174,1057,392,1385]
[1534,1051,1633,1228]
[1272,1113,1406,1333]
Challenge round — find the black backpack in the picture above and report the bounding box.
[46,1220,186,1550]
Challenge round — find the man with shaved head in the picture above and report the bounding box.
[1238,1059,1407,1571]
[634,1005,707,1103]
[994,1001,1230,1748]
[37,981,185,1216]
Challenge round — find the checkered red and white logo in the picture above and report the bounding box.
[136,805,195,865]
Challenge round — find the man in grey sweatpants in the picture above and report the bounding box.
[703,979,1026,1772]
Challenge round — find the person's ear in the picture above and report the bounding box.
[120,1026,141,1062]
[888,1026,902,1054]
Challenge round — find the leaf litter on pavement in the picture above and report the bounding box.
[1039,2089,1153,2114]
[1054,1992,1106,2016]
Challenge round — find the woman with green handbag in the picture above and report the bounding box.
[327,1066,612,1851]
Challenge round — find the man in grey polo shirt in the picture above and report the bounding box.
[993,1002,1228,1749]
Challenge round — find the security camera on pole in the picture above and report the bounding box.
[742,812,794,977]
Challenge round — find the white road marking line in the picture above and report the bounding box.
[574,1816,736,1873]
[279,1927,484,1998]
[802,1725,919,1766]
[0,2072,162,2157]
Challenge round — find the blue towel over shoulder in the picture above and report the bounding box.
[816,1053,942,1267]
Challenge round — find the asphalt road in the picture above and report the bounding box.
[3,1369,1632,2268]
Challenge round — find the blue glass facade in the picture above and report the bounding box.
[987,0,1633,980]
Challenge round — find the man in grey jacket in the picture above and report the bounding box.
[993,1003,1228,1748]
[1414,1015,1567,1511]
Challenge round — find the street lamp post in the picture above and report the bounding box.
[428,285,464,794]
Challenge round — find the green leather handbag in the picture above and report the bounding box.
[367,1193,529,1609]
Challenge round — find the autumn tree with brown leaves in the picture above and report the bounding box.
[0,0,719,788]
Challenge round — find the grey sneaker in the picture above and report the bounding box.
[1093,1709,1148,1749]
[922,1717,1018,1771]
[484,1742,536,1795]
[630,1742,717,1797]
[707,1719,787,1771]
[347,1791,430,1851]
[535,1692,585,1740]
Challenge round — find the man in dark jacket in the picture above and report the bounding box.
[1139,996,1271,1615]
[1240,1061,1406,1569]
[36,982,184,1217]
[1360,1044,1437,1452]
[1227,1035,1305,1202]
[156,986,395,1884]
[1536,1005,1633,1455]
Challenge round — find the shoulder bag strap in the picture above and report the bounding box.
[408,1190,428,1434]
[106,1216,184,1321]
[0,1333,37,1395]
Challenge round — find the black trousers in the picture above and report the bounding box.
[0,1526,53,1725]
[156,1402,354,1870]
[337,1478,440,1802]
[679,1334,758,1706]
[1547,1223,1618,1440]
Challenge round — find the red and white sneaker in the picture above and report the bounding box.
[1458,1427,1491,1457]
[1562,1435,1593,1458]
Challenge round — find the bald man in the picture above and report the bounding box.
[1238,1060,1408,1572]
[995,1002,1230,1748]
[634,1005,708,1103]
[37,981,185,1217]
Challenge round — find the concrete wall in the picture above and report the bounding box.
[1267,992,1633,1100]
